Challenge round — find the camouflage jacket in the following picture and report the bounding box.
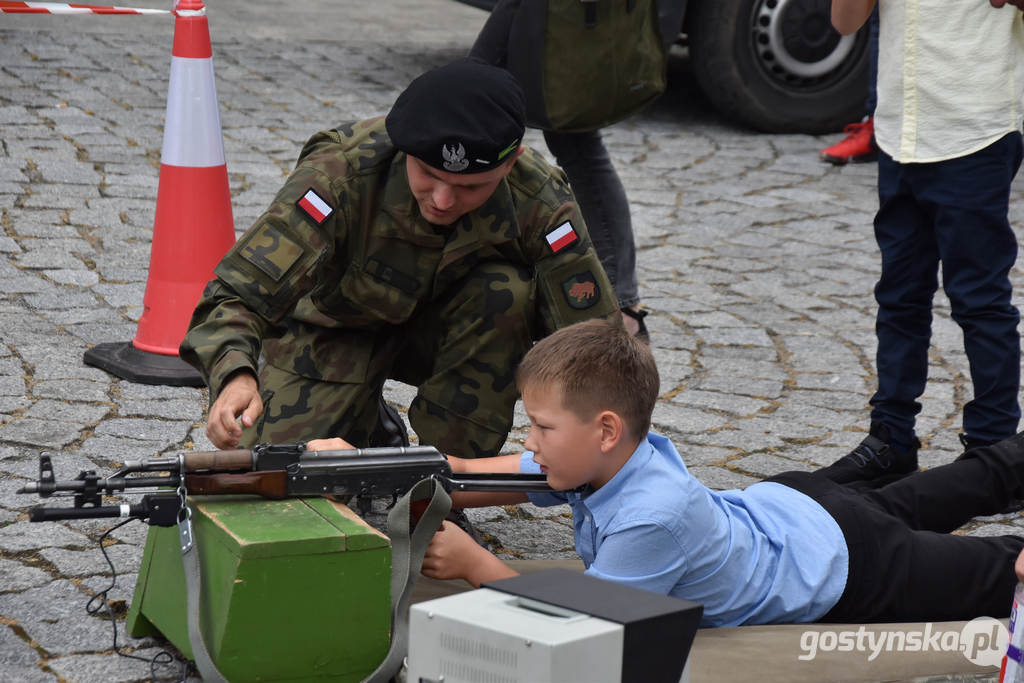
[181,117,617,399]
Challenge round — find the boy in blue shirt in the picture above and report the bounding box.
[417,318,1024,626]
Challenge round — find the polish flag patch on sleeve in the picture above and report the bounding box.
[545,221,578,253]
[297,188,333,225]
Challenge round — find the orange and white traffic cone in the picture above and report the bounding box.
[85,0,235,386]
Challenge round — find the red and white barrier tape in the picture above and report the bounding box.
[0,1,202,15]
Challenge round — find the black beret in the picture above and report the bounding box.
[386,57,526,175]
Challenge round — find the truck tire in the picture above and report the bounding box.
[687,0,870,134]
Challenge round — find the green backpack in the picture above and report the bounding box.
[475,0,669,133]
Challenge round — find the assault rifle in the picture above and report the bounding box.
[16,443,553,526]
[18,445,556,683]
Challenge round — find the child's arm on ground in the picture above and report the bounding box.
[447,453,531,509]
[831,0,876,34]
[421,520,520,586]
[1015,547,1024,582]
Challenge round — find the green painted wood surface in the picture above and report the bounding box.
[126,496,392,682]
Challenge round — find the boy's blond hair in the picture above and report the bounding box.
[515,319,659,441]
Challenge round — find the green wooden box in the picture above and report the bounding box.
[126,496,392,682]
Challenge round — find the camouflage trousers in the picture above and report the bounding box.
[241,262,537,458]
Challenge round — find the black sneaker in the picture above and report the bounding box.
[956,433,997,458]
[819,423,919,487]
[957,433,1024,513]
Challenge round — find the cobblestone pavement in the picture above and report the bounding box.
[1,0,1023,681]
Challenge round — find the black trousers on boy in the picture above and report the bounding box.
[769,434,1024,623]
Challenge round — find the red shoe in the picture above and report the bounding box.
[819,118,878,165]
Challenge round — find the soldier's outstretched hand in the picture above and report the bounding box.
[207,371,262,449]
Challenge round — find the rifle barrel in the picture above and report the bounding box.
[18,475,178,495]
[441,473,552,493]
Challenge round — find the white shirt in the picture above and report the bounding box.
[875,0,1024,163]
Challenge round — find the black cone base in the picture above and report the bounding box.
[84,341,204,387]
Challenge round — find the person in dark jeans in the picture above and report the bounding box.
[470,0,650,339]
[828,0,1024,484]
[541,129,643,335]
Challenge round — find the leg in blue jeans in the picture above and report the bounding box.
[871,134,1022,448]
[543,129,638,308]
[869,153,939,451]
[935,134,1022,443]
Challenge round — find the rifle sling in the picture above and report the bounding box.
[364,477,452,683]
[178,479,451,683]
[179,506,229,683]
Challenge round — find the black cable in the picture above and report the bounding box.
[85,518,191,682]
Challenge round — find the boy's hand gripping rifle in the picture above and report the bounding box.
[17,443,553,525]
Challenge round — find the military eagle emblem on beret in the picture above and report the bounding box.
[441,143,469,172]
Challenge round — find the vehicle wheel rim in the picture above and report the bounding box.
[751,0,857,84]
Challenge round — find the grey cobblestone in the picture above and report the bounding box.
[0,521,90,552]
[0,1,1019,681]
[966,524,1024,538]
[116,399,203,421]
[0,418,85,449]
[23,399,109,423]
[75,434,179,463]
[40,544,142,576]
[0,557,51,591]
[92,418,192,445]
[0,375,27,396]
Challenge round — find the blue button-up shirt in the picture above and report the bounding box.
[522,432,847,627]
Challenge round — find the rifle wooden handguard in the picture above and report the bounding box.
[185,471,288,498]
[182,449,254,472]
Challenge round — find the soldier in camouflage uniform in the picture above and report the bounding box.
[180,58,618,459]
